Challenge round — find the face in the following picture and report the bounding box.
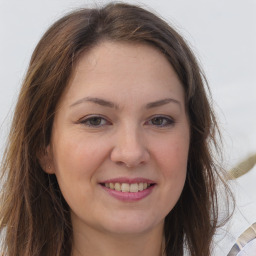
[45,41,190,237]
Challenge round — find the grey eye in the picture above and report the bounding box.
[148,116,174,127]
[87,117,103,126]
[80,116,109,127]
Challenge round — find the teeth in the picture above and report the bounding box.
[104,182,151,192]
[121,183,130,192]
[138,183,144,191]
[114,183,121,191]
[130,183,139,192]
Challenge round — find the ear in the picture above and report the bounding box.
[37,145,55,174]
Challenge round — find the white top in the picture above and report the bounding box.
[237,239,256,256]
[213,165,256,255]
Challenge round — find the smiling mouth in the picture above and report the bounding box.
[101,182,154,193]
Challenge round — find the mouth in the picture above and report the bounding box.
[99,178,156,201]
[100,182,155,193]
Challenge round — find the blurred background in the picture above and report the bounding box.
[0,0,255,255]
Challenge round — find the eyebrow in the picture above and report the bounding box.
[70,97,180,109]
[70,97,119,109]
[145,98,181,109]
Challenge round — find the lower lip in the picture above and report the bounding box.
[101,185,155,202]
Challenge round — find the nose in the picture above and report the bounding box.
[110,125,150,168]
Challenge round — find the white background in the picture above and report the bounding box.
[1,0,255,165]
[0,0,256,255]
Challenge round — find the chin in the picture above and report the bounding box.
[100,213,164,236]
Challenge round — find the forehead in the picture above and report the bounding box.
[61,41,185,107]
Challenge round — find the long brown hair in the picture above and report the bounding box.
[0,3,232,255]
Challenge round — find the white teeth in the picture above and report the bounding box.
[130,183,139,193]
[104,182,151,192]
[114,183,121,191]
[138,183,144,191]
[121,183,130,192]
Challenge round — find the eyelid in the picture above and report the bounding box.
[145,115,175,127]
[78,114,112,127]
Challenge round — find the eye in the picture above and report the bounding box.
[79,116,111,127]
[146,115,174,127]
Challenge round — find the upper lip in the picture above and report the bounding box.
[100,177,156,184]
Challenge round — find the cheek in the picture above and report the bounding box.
[161,141,188,211]
[156,136,189,173]
[51,133,110,207]
[53,132,108,176]
[152,132,189,202]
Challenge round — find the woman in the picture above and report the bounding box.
[0,3,231,256]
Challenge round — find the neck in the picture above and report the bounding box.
[71,222,164,256]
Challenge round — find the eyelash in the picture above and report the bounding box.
[145,115,175,127]
[79,115,111,127]
[79,115,175,128]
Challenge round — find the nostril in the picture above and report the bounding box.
[115,161,133,168]
[115,161,127,166]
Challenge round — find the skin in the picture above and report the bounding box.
[43,41,190,256]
